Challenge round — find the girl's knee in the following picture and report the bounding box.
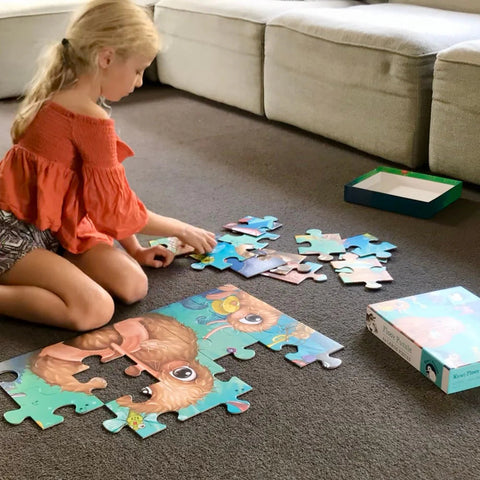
[117,268,148,305]
[66,286,114,332]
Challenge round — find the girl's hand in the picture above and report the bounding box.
[177,225,217,254]
[131,245,175,268]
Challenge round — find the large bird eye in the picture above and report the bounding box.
[239,313,263,325]
[169,366,197,382]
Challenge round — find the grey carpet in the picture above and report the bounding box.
[0,84,479,480]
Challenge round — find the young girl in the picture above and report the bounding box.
[0,0,217,331]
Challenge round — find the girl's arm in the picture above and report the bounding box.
[139,209,217,254]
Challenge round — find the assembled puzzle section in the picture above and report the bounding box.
[0,349,105,430]
[0,284,343,439]
[367,286,480,393]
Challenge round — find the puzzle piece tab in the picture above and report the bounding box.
[331,253,393,289]
[295,229,345,261]
[343,233,396,260]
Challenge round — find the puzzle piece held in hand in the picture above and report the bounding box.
[149,237,195,256]
[343,233,396,260]
[262,261,327,284]
[295,229,345,261]
[331,253,393,289]
[190,241,247,270]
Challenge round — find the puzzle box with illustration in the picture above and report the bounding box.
[366,286,480,393]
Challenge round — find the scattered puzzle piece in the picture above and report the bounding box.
[190,241,247,270]
[343,233,396,260]
[219,232,279,249]
[262,261,327,284]
[238,215,281,231]
[295,229,345,261]
[223,215,282,237]
[227,254,286,278]
[331,253,393,289]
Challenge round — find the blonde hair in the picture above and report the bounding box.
[11,0,160,143]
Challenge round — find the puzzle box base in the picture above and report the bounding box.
[345,167,462,218]
[367,286,480,394]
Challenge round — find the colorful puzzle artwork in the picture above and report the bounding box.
[0,285,343,439]
[150,217,397,290]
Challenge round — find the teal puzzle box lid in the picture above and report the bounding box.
[344,167,462,218]
[367,286,480,394]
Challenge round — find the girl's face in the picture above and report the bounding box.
[99,50,154,101]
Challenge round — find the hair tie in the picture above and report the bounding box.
[61,38,69,47]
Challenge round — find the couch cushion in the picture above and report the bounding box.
[389,1,480,15]
[429,40,480,184]
[269,3,480,56]
[264,3,480,167]
[155,0,360,114]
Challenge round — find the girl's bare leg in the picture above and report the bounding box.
[0,249,114,331]
[62,243,148,305]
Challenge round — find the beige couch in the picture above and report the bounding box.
[2,0,480,184]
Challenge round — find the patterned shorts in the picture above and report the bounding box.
[0,210,60,276]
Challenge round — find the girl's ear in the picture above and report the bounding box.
[98,47,115,69]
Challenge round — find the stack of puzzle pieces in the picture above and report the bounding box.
[295,230,397,290]
[0,285,344,439]
[152,216,397,289]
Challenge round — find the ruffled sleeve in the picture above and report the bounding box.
[72,116,148,239]
[0,145,77,232]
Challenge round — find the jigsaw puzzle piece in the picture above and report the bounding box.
[262,261,327,284]
[190,241,247,270]
[219,232,279,249]
[103,352,251,439]
[238,215,281,231]
[248,314,343,369]
[343,233,396,260]
[257,248,306,264]
[295,229,345,261]
[223,215,281,237]
[149,236,195,256]
[227,253,286,278]
[331,253,393,289]
[0,351,104,429]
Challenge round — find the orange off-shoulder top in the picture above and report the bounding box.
[0,102,148,254]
